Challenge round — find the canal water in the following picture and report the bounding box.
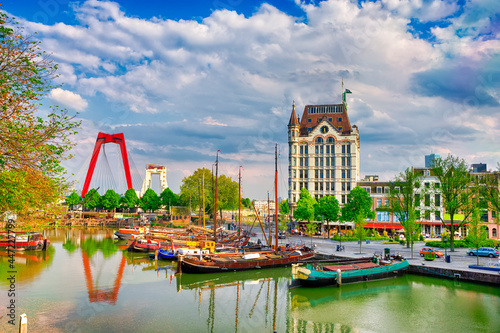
[1,228,499,333]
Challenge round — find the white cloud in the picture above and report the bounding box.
[49,88,88,111]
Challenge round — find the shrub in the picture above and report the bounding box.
[419,234,424,241]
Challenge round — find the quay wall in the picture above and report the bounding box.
[409,264,500,286]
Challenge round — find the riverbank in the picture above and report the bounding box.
[305,236,500,286]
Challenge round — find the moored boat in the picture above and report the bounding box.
[0,232,49,251]
[114,227,148,240]
[290,256,409,288]
[178,246,315,273]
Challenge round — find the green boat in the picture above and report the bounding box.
[290,257,409,288]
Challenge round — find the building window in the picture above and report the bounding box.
[347,170,351,179]
[326,170,330,178]
[435,211,440,220]
[342,157,346,166]
[320,158,324,166]
[435,194,440,206]
[320,182,323,191]
[315,146,319,154]
[305,146,308,154]
[307,118,312,122]
[338,117,342,122]
[326,158,330,166]
[342,182,346,191]
[425,194,430,206]
[328,117,332,122]
[331,157,335,166]
[377,211,389,222]
[326,182,329,190]
[493,228,497,238]
[331,183,335,191]
[338,126,343,131]
[377,198,382,207]
[305,158,308,166]
[315,182,318,191]
[346,157,351,166]
[342,145,345,154]
[342,195,346,204]
[435,182,440,189]
[300,158,303,166]
[300,146,303,154]
[342,170,346,178]
[346,144,350,154]
[425,182,430,188]
[304,170,308,178]
[326,146,330,154]
[320,171,323,179]
[423,170,430,176]
[315,170,318,178]
[315,157,318,166]
[425,210,430,220]
[377,187,382,194]
[347,182,351,191]
[415,194,421,206]
[299,170,303,178]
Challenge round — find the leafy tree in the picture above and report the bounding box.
[0,169,59,214]
[179,168,214,213]
[305,221,318,247]
[241,198,252,208]
[160,187,179,211]
[432,155,476,251]
[65,192,81,210]
[341,186,375,222]
[83,188,101,211]
[387,168,423,253]
[0,12,80,218]
[100,189,120,212]
[140,188,161,212]
[279,198,289,215]
[467,208,487,266]
[0,13,80,179]
[479,170,500,240]
[315,195,340,237]
[354,214,367,254]
[120,188,139,212]
[294,188,316,223]
[215,174,238,220]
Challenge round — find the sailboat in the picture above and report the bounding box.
[178,145,315,273]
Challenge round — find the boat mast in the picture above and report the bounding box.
[268,191,271,247]
[202,173,205,228]
[214,150,220,242]
[238,166,242,241]
[275,144,279,251]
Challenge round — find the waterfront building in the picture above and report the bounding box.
[287,92,360,215]
[471,163,487,172]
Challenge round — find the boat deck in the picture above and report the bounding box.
[323,262,379,272]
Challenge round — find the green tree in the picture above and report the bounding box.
[83,189,101,211]
[179,168,214,213]
[387,168,423,255]
[120,188,139,212]
[341,186,375,222]
[241,198,252,208]
[0,13,80,216]
[479,170,500,240]
[65,191,81,211]
[305,221,318,247]
[160,187,179,211]
[279,198,289,215]
[140,188,161,212]
[294,188,316,223]
[315,195,340,237]
[216,174,238,220]
[100,189,120,212]
[467,207,487,266]
[341,187,374,254]
[432,155,476,251]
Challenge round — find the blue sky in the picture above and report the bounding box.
[2,0,499,199]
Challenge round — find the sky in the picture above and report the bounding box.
[1,0,499,200]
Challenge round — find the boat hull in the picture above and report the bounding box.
[0,234,49,251]
[291,259,409,288]
[180,251,315,274]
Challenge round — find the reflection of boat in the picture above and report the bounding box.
[290,257,409,288]
[290,276,411,310]
[176,267,290,292]
[0,232,49,251]
[179,246,315,273]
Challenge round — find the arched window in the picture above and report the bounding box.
[327,137,335,143]
[493,228,497,238]
[315,137,324,143]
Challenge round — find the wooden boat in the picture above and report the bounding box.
[114,227,148,240]
[178,246,315,273]
[290,256,409,288]
[0,233,49,251]
[127,238,163,253]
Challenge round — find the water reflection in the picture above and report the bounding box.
[0,245,54,285]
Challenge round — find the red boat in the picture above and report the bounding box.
[0,233,49,251]
[178,246,315,273]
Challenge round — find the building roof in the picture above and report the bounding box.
[288,102,299,126]
[298,103,352,136]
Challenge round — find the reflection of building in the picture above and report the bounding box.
[288,94,360,212]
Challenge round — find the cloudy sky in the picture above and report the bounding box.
[2,0,499,200]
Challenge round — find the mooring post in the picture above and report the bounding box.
[337,269,342,286]
[19,313,27,333]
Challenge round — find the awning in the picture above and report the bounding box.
[364,223,403,230]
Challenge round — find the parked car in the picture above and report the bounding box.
[420,247,444,258]
[466,247,499,258]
